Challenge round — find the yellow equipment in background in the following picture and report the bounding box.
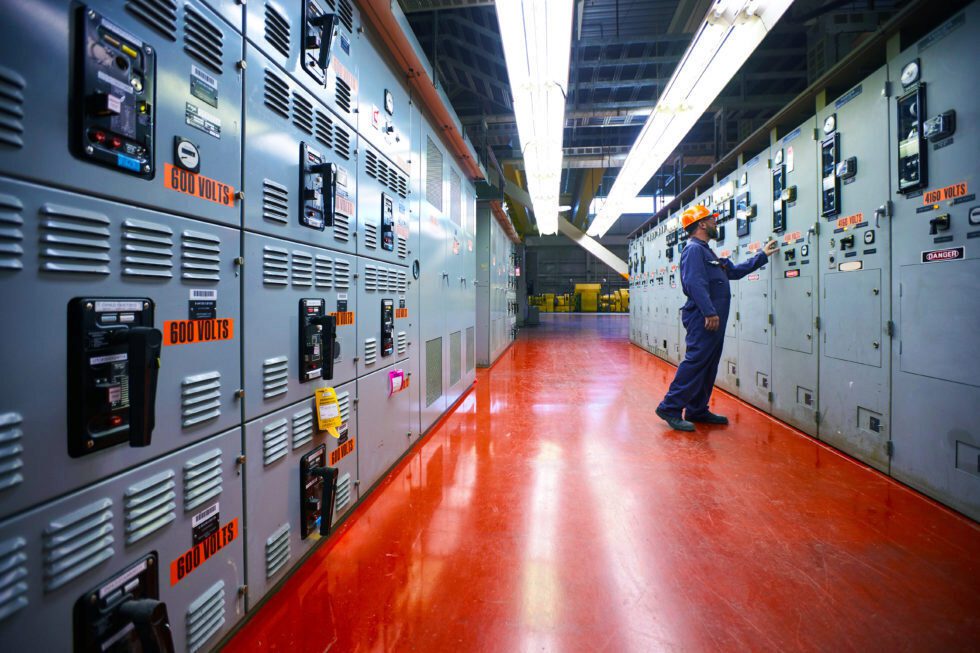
[574,284,601,312]
[529,288,628,313]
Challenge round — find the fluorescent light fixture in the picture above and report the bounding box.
[587,0,793,237]
[496,0,574,235]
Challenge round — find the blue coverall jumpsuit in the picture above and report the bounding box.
[657,238,769,419]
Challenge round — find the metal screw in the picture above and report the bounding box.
[85,302,93,310]
[239,585,248,597]
[235,389,245,399]
[88,10,96,18]
[144,302,150,309]
[89,594,98,605]
[85,146,94,155]
[145,46,152,54]
[147,558,154,567]
[143,165,151,172]
[86,440,95,449]
[236,455,246,465]
[237,60,247,70]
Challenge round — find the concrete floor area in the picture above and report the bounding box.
[225,314,979,652]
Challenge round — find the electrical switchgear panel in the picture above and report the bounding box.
[821,132,841,217]
[68,298,162,458]
[772,165,786,232]
[896,82,927,193]
[736,191,752,237]
[300,142,337,230]
[73,554,174,653]
[73,6,155,177]
[299,299,337,382]
[302,1,338,83]
[381,298,395,357]
[381,192,395,251]
[300,444,338,538]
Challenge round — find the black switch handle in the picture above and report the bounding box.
[311,465,340,536]
[117,598,176,653]
[126,326,163,447]
[311,162,337,227]
[310,13,338,71]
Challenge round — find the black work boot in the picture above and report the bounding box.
[656,407,696,432]
[685,411,729,425]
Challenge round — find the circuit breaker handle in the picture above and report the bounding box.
[310,13,339,71]
[311,465,340,536]
[311,314,337,380]
[114,326,162,447]
[311,162,337,227]
[117,598,176,653]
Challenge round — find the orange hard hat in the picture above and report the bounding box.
[681,204,717,230]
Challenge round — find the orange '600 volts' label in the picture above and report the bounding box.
[163,318,234,346]
[331,311,355,326]
[163,164,235,206]
[170,518,238,585]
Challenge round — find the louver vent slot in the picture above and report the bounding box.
[291,250,313,287]
[450,170,461,227]
[265,525,290,578]
[0,66,26,149]
[450,331,461,386]
[292,409,314,448]
[334,126,351,160]
[125,0,178,40]
[262,245,289,286]
[335,78,351,114]
[397,331,407,356]
[397,236,407,259]
[181,230,221,281]
[393,172,408,198]
[337,0,354,31]
[0,193,23,270]
[181,371,221,428]
[43,498,114,592]
[466,326,475,372]
[314,110,333,149]
[262,419,288,465]
[122,219,173,279]
[262,179,289,224]
[365,150,378,179]
[187,580,225,653]
[386,268,397,293]
[363,338,377,365]
[364,265,377,291]
[183,448,222,511]
[183,6,223,75]
[315,255,333,288]
[333,213,350,242]
[0,536,28,622]
[262,356,288,399]
[0,412,24,492]
[334,473,352,513]
[396,270,407,293]
[364,222,378,249]
[334,259,351,289]
[426,137,443,211]
[38,203,110,275]
[124,470,176,544]
[263,69,290,119]
[263,3,290,58]
[336,390,351,423]
[291,92,313,134]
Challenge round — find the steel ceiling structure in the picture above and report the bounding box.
[402,0,906,235]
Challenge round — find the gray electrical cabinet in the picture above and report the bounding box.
[887,6,980,520]
[816,67,893,471]
[712,178,741,396]
[356,256,412,373]
[0,178,241,519]
[770,118,820,436]
[735,151,774,412]
[356,362,415,491]
[0,428,245,653]
[242,233,358,420]
[243,383,357,609]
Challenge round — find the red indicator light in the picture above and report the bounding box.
[110,136,123,149]
[109,415,123,427]
[90,130,106,144]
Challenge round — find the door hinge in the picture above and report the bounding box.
[882,80,892,98]
[768,313,773,325]
[735,377,741,387]
[767,391,773,402]
[815,316,821,330]
[886,321,895,337]
[736,311,740,321]
[815,410,821,424]
[886,440,894,457]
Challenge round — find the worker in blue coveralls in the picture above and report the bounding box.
[655,204,779,432]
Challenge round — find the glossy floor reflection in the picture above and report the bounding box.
[224,314,980,652]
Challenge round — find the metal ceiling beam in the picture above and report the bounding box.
[402,0,495,12]
[573,168,604,229]
[556,216,628,279]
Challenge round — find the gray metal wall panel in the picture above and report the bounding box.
[242,232,357,421]
[356,362,413,492]
[356,143,412,265]
[0,178,241,518]
[354,26,414,172]
[888,5,980,520]
[356,256,411,372]
[0,428,244,653]
[243,45,358,253]
[0,0,243,228]
[243,384,357,608]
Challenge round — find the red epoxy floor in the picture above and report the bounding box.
[225,314,980,652]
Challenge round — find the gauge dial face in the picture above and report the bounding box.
[384,89,394,115]
[823,114,836,134]
[901,60,920,87]
[774,149,783,165]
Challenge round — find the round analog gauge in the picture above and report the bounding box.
[774,149,783,165]
[384,89,394,115]
[901,60,920,87]
[823,114,836,134]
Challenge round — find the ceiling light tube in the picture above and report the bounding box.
[587,0,793,237]
[496,0,574,235]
